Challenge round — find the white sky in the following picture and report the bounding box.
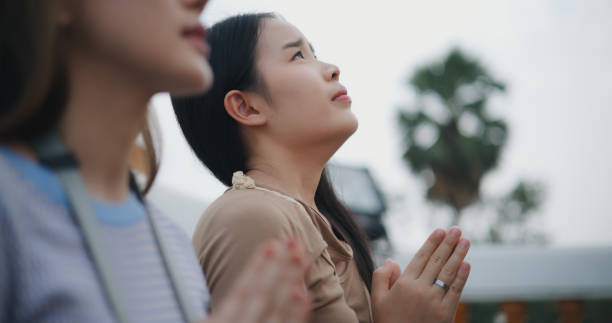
[151,0,612,249]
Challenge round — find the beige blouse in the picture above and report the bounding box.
[192,173,373,323]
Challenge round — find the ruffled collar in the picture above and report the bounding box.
[231,171,256,189]
[230,170,334,230]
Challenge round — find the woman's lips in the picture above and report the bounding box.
[183,25,210,57]
[332,89,351,103]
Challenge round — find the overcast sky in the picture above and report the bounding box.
[151,0,612,250]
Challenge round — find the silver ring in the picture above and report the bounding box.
[433,278,449,291]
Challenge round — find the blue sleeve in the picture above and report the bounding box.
[0,205,16,322]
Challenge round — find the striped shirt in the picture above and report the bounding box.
[0,146,210,323]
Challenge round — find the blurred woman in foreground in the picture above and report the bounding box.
[0,1,309,322]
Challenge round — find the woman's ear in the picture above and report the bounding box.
[224,90,267,126]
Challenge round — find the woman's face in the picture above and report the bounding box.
[253,18,358,150]
[65,0,212,95]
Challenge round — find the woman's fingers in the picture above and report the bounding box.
[285,238,311,274]
[372,259,399,304]
[213,239,310,323]
[276,283,310,323]
[243,242,287,322]
[260,240,308,321]
[270,239,310,323]
[442,261,471,309]
[418,227,462,284]
[214,241,280,322]
[371,230,472,323]
[230,241,277,301]
[402,229,446,279]
[432,238,470,298]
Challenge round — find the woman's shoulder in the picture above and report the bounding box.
[0,146,68,209]
[194,186,327,256]
[203,186,307,226]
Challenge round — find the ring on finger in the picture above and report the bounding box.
[433,278,450,292]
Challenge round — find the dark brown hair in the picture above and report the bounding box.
[0,1,159,193]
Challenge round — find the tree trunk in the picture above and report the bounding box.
[450,208,461,226]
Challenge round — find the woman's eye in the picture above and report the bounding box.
[292,51,305,61]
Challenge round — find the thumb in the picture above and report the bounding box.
[371,259,396,302]
[387,259,401,289]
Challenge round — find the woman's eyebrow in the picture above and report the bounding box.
[282,38,305,50]
[282,38,316,54]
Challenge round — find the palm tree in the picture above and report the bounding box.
[398,48,507,225]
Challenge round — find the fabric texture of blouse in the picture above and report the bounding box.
[192,171,373,323]
[0,145,210,323]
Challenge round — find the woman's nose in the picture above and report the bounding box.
[182,0,207,13]
[325,63,340,82]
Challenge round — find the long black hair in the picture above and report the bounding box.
[171,13,374,290]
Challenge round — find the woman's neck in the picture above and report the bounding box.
[247,147,327,211]
[57,50,153,202]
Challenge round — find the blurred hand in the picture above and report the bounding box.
[203,239,310,323]
[372,227,471,323]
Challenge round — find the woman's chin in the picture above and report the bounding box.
[331,117,359,148]
[168,62,214,96]
[343,113,359,137]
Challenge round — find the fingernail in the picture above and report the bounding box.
[287,239,297,249]
[291,254,303,265]
[458,239,470,250]
[264,244,277,258]
[449,228,461,238]
[434,229,445,239]
[460,262,470,274]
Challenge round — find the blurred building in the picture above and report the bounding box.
[393,246,612,323]
[326,163,389,242]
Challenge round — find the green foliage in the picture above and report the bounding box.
[467,302,499,323]
[526,301,558,323]
[398,49,547,243]
[487,180,547,244]
[584,299,612,323]
[398,48,508,216]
